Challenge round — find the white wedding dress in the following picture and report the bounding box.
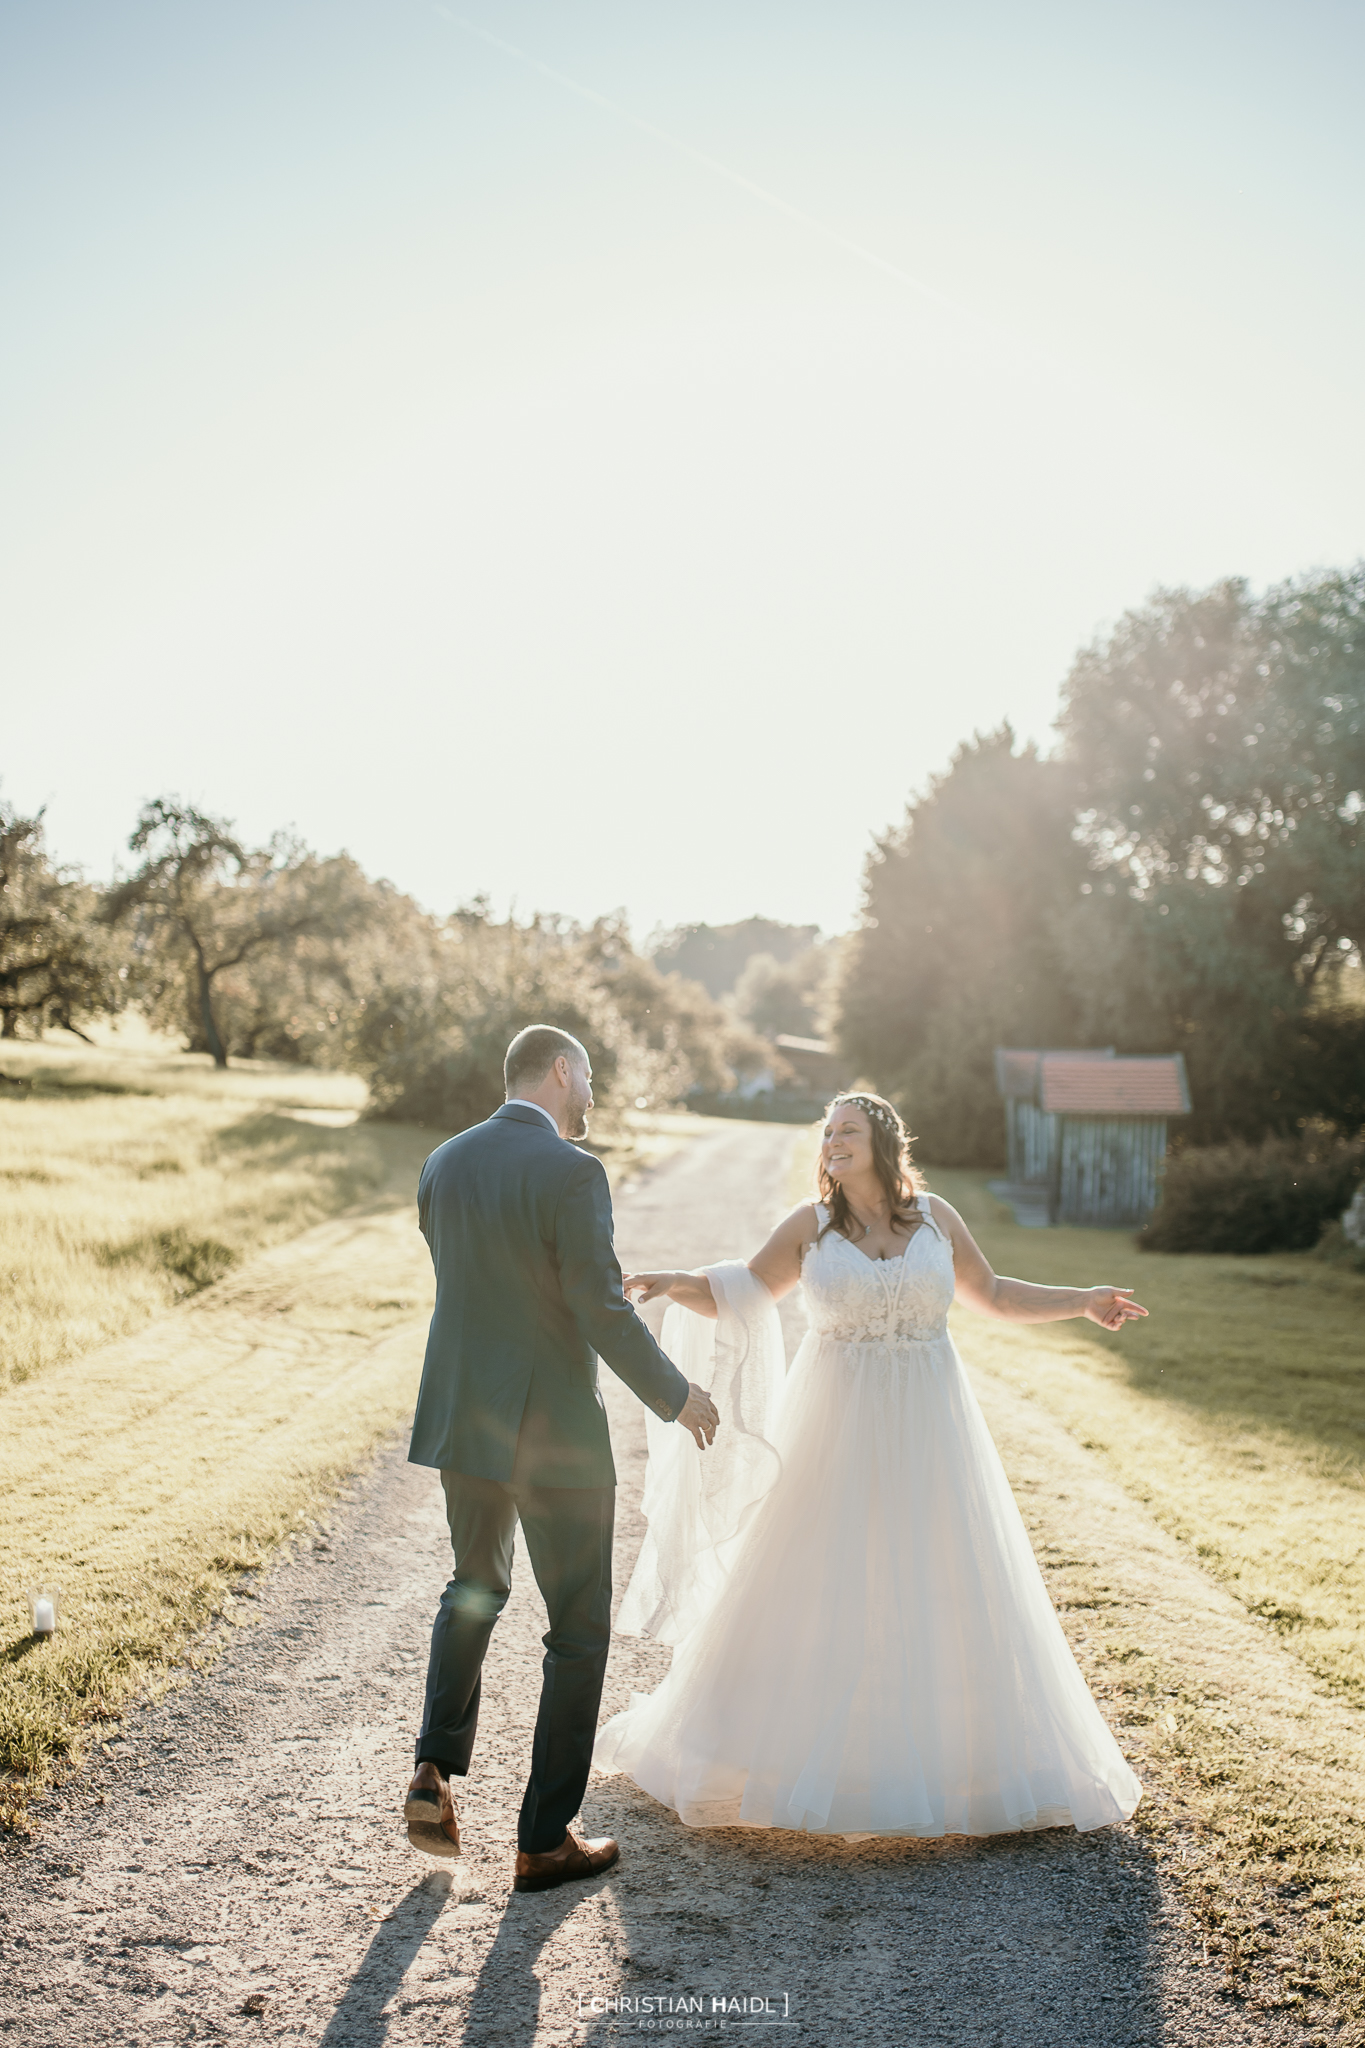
[593,1198,1141,1837]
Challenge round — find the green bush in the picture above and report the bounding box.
[347,911,758,1135]
[1140,1133,1365,1255]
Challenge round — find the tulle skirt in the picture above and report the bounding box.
[593,1325,1142,1836]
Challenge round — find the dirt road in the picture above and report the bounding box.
[0,1122,1318,2045]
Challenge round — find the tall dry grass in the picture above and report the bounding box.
[0,1039,378,1389]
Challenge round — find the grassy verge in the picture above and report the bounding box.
[0,1036,380,1390]
[0,1038,422,1822]
[968,1342,1365,2041]
[928,1169,1365,1707]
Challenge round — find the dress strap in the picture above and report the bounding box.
[915,1192,944,1238]
[813,1201,830,1226]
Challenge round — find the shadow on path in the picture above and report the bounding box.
[319,1868,456,2046]
[564,1774,1183,2047]
[462,1870,622,2038]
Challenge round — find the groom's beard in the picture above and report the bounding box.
[565,1087,591,1141]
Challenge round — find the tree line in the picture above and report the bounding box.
[5,561,1362,1162]
[0,797,770,1130]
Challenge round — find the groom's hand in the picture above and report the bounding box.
[677,1383,719,1450]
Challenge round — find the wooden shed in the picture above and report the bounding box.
[993,1047,1192,1227]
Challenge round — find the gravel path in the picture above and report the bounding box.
[0,1123,1314,2046]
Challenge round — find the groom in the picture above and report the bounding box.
[402,1025,719,1891]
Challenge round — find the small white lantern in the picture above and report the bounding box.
[26,1586,60,1637]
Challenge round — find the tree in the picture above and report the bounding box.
[174,868,424,1067]
[576,915,769,1095]
[731,946,833,1042]
[1056,566,1365,1138]
[107,800,371,1067]
[348,907,763,1133]
[836,728,1086,1164]
[651,918,822,999]
[0,803,120,1040]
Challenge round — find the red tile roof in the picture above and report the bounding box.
[994,1047,1113,1098]
[1039,1054,1190,1117]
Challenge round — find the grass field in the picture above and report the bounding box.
[0,1034,711,1826]
[927,1169,1365,1712]
[0,1034,382,1390]
[0,1035,434,1825]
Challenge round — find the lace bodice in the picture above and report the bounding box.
[801,1197,955,1345]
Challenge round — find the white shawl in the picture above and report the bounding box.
[617,1261,787,1646]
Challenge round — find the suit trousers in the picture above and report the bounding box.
[416,1470,615,1855]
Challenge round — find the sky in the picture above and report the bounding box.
[3,0,1362,939]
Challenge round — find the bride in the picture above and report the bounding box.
[592,1092,1145,1838]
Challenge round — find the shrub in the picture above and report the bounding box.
[347,910,754,1134]
[101,1228,238,1294]
[1140,1133,1365,1255]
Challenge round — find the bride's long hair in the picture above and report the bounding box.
[816,1092,926,1243]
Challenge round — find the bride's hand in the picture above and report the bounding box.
[626,1269,718,1318]
[1083,1286,1148,1330]
[624,1271,678,1304]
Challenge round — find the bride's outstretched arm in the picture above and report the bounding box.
[929,1196,1149,1331]
[624,1270,718,1318]
[624,1203,819,1317]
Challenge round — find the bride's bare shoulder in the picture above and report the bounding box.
[777,1201,821,1241]
[749,1201,823,1297]
[923,1193,974,1245]
[754,1201,821,1255]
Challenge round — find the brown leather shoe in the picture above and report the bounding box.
[513,1830,619,1893]
[404,1762,461,1858]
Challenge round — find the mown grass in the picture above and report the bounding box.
[0,1036,435,1822]
[0,1210,435,1826]
[928,1169,1365,1710]
[0,1035,380,1390]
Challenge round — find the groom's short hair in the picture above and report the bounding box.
[504,1025,588,1093]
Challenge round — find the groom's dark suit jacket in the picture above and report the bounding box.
[408,1102,690,1488]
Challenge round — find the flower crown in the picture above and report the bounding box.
[832,1093,901,1135]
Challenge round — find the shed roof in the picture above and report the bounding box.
[1038,1053,1191,1117]
[994,1046,1114,1099]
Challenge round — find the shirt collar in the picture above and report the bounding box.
[504,1097,560,1133]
